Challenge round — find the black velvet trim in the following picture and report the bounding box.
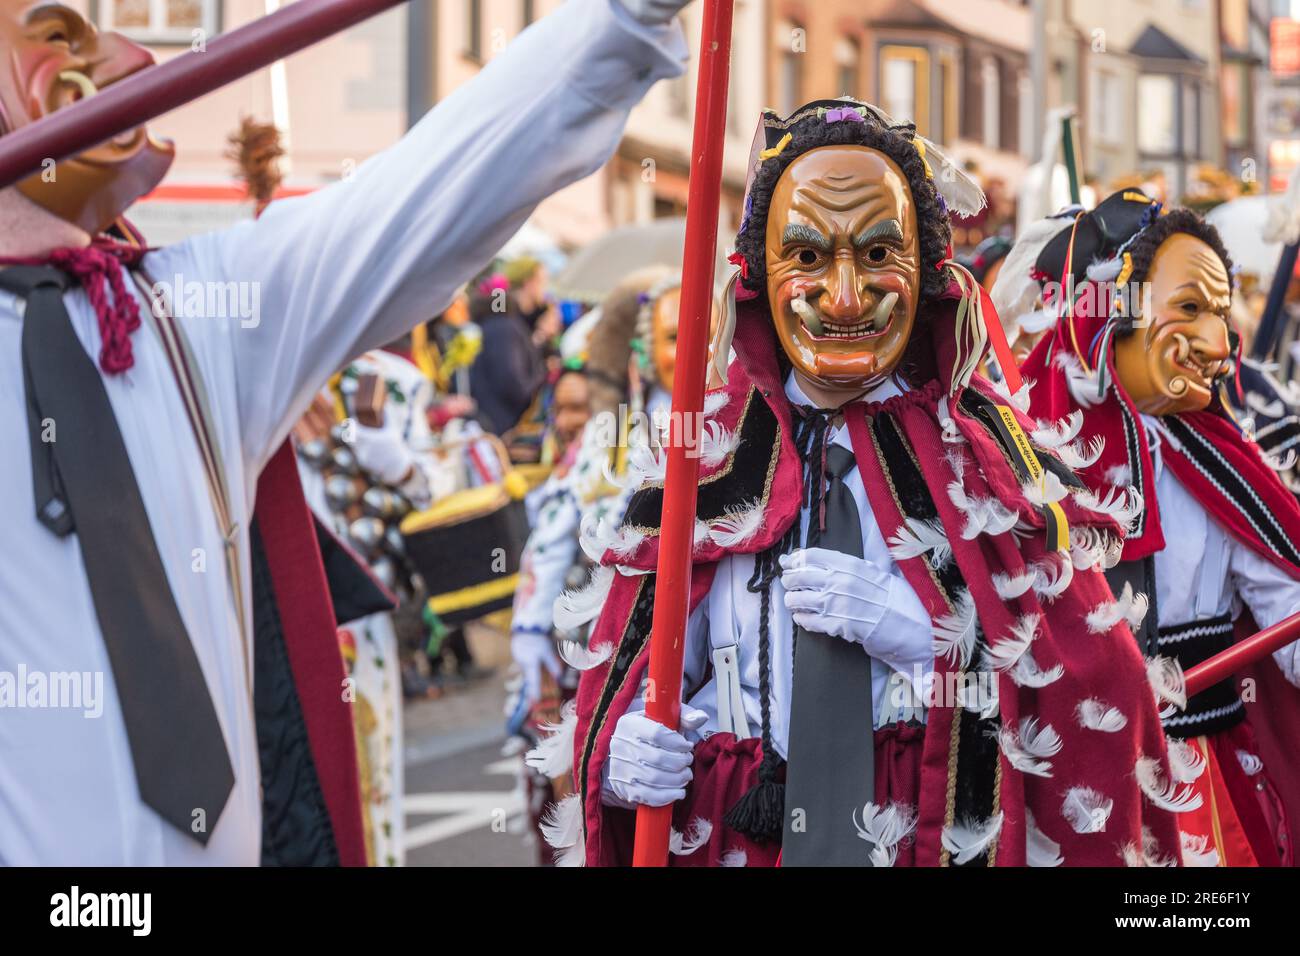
[870,412,999,867]
[251,520,340,867]
[578,579,655,814]
[314,516,394,626]
[1157,613,1246,739]
[620,390,780,533]
[404,498,530,607]
[959,389,1087,491]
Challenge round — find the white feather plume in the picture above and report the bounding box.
[852,802,918,867]
[957,675,1000,718]
[1236,750,1263,776]
[1020,470,1069,507]
[948,480,1020,539]
[941,813,1004,865]
[985,613,1040,672]
[1054,351,1103,408]
[1076,698,1128,733]
[932,589,977,668]
[703,390,731,417]
[887,517,952,568]
[669,817,712,856]
[1031,410,1084,449]
[1122,826,1177,867]
[1061,787,1113,834]
[557,637,614,672]
[1165,738,1206,785]
[540,794,585,866]
[1026,809,1064,867]
[1103,463,1133,488]
[699,420,740,468]
[1072,485,1144,534]
[708,500,765,548]
[1056,435,1106,470]
[1147,655,1188,714]
[992,568,1037,600]
[525,700,576,777]
[1031,554,1075,602]
[1010,652,1064,688]
[719,848,747,867]
[1085,581,1148,635]
[990,375,1034,414]
[1180,832,1220,867]
[1135,755,1203,813]
[991,214,1070,325]
[997,717,1062,778]
[554,565,616,631]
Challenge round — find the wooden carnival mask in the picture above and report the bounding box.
[1113,232,1232,416]
[0,1,174,233]
[765,145,921,394]
[650,285,681,394]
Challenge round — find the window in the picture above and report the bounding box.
[1183,81,1201,157]
[777,21,804,116]
[836,36,860,99]
[98,0,218,43]
[1018,70,1034,158]
[1138,73,1178,154]
[939,52,957,146]
[880,46,929,135]
[522,0,536,28]
[1089,68,1125,146]
[981,57,1000,150]
[465,0,482,60]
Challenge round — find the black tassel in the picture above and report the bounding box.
[724,775,785,842]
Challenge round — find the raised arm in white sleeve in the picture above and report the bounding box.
[147,0,686,471]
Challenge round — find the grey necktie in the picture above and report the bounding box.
[782,441,875,865]
[1,265,235,844]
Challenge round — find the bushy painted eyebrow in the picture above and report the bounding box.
[853,219,904,248]
[782,224,832,251]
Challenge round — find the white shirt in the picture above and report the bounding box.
[1145,416,1300,686]
[673,376,934,754]
[0,0,685,865]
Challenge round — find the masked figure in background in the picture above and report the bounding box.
[0,0,689,866]
[549,100,1188,868]
[1019,193,1300,865]
[508,269,681,860]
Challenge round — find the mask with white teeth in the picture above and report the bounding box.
[0,0,174,233]
[763,144,922,398]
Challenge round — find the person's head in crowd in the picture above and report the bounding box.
[551,364,591,452]
[505,255,549,316]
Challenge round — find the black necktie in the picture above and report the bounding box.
[782,441,876,866]
[2,265,234,843]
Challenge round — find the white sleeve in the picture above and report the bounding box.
[148,0,685,472]
[510,485,582,636]
[1229,539,1300,687]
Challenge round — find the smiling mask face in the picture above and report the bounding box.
[764,145,921,391]
[1113,232,1232,416]
[0,1,173,233]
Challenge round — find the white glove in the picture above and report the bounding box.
[511,630,563,704]
[615,0,694,27]
[348,425,415,485]
[603,707,709,808]
[779,547,930,668]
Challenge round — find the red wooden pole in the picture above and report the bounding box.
[0,0,406,191]
[632,0,734,868]
[1183,608,1300,697]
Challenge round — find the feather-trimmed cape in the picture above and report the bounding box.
[564,287,1184,867]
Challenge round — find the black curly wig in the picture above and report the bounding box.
[735,109,952,305]
[1116,208,1234,335]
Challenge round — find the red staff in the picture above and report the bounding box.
[1183,609,1300,697]
[0,0,406,190]
[632,0,734,867]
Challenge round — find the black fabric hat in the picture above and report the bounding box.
[1034,189,1160,287]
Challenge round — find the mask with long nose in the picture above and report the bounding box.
[1112,233,1233,416]
[0,1,173,234]
[764,145,921,393]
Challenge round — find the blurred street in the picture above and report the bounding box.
[402,626,536,867]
